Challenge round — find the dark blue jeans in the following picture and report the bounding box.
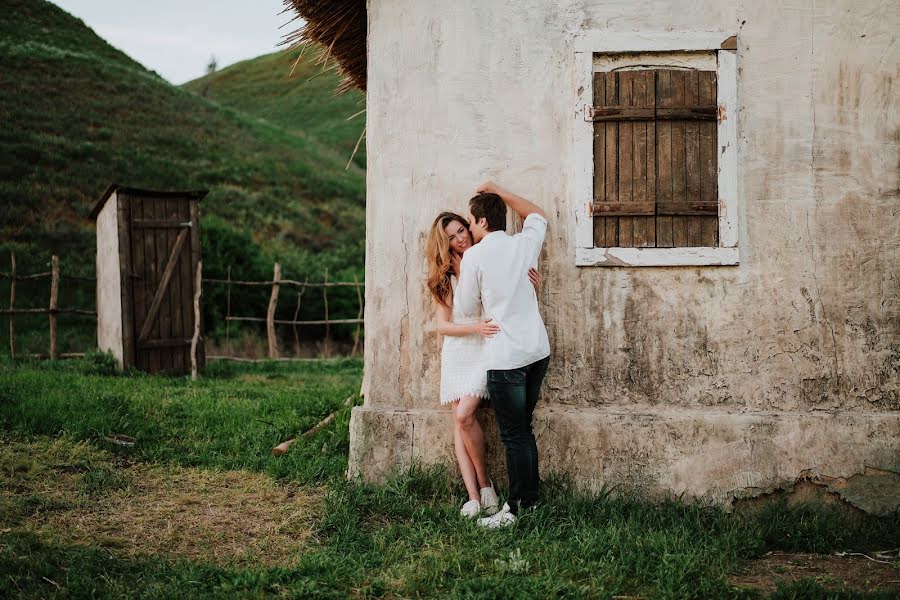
[487,355,550,515]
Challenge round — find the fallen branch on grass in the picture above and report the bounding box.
[271,439,295,457]
[301,395,356,438]
[41,577,60,589]
[102,434,136,447]
[833,549,897,564]
[271,395,356,457]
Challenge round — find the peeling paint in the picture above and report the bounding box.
[601,249,632,267]
[734,466,900,517]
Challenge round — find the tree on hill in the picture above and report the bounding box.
[202,55,217,96]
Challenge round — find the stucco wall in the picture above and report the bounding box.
[357,0,899,505]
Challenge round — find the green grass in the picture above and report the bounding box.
[0,356,362,483]
[183,52,367,169]
[766,580,899,600]
[0,0,367,354]
[1,359,898,599]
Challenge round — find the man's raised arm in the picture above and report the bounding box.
[475,181,546,220]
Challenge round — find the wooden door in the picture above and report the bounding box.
[128,194,199,374]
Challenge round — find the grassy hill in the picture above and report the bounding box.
[183,51,367,169]
[0,0,367,354]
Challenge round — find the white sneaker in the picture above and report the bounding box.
[477,503,516,528]
[480,482,500,515]
[460,499,481,518]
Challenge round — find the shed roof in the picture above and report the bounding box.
[282,0,366,93]
[90,185,208,220]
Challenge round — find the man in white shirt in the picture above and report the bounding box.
[454,181,551,528]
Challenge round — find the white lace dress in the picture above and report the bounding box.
[440,276,489,404]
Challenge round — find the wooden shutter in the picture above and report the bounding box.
[656,69,718,247]
[592,68,719,248]
[592,70,656,248]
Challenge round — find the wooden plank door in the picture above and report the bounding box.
[129,195,195,373]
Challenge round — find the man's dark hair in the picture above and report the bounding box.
[469,193,506,232]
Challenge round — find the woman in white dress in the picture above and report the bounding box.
[425,211,541,517]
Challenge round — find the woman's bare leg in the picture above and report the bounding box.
[451,401,480,502]
[454,395,490,490]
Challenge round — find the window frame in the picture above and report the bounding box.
[573,31,739,267]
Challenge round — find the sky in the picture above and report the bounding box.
[53,0,298,84]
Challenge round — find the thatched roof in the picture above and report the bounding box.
[282,0,367,93]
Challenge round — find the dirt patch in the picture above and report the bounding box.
[729,551,900,593]
[1,437,321,566]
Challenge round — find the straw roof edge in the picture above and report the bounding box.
[283,0,367,93]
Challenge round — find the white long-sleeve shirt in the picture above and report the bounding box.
[454,213,551,370]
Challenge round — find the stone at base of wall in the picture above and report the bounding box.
[348,405,900,516]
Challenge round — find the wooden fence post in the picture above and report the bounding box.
[49,255,59,360]
[267,262,281,359]
[292,279,307,355]
[8,252,14,359]
[323,269,330,358]
[351,274,363,358]
[191,261,202,380]
[225,265,231,354]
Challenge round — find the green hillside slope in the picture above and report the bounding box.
[0,0,366,354]
[183,51,367,168]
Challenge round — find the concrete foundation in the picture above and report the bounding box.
[349,405,900,515]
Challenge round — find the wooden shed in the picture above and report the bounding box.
[91,185,207,374]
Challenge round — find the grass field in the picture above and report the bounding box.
[1,357,898,599]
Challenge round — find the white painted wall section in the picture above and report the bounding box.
[96,192,124,366]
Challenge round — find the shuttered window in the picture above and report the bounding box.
[591,69,718,248]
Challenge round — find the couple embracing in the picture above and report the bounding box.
[425,181,550,528]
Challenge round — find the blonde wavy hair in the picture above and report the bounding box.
[425,211,470,309]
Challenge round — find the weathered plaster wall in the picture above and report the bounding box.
[96,193,124,366]
[358,0,899,507]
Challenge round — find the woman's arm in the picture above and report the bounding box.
[434,300,499,338]
[528,267,542,294]
[476,180,546,220]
